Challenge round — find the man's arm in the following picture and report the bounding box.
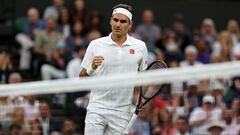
[79,68,89,77]
[79,56,104,77]
[189,111,209,127]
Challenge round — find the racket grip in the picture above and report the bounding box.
[123,113,138,134]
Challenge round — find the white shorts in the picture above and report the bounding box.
[84,109,132,135]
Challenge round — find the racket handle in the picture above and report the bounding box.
[123,113,138,134]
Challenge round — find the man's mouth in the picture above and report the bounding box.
[114,29,121,32]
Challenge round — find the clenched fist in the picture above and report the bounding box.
[92,56,104,69]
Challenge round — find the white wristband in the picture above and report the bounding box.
[86,66,96,76]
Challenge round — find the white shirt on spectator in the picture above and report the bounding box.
[66,57,82,78]
[22,101,39,121]
[221,119,240,135]
[189,107,222,135]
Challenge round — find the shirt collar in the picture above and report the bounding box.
[107,33,131,46]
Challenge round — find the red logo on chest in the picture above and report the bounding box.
[129,49,135,54]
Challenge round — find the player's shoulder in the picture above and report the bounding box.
[89,36,107,44]
[128,36,146,47]
[88,36,109,47]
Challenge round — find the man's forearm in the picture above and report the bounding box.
[79,68,89,77]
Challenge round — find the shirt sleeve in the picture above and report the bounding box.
[139,43,148,71]
[81,42,94,69]
[189,108,204,124]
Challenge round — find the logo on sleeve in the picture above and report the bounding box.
[129,49,135,54]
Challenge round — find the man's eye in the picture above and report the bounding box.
[120,20,127,23]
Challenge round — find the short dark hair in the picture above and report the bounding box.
[112,3,133,14]
[9,123,21,131]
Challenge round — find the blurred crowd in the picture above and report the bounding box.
[0,0,240,135]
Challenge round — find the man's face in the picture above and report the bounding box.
[39,103,49,119]
[53,0,64,7]
[203,102,213,110]
[176,119,189,133]
[46,18,56,31]
[186,52,197,63]
[110,13,132,38]
[63,120,75,134]
[28,9,39,23]
[223,109,233,122]
[209,127,223,135]
[142,10,153,24]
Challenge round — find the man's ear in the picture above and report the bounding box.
[128,21,133,30]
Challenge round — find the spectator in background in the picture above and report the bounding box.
[171,13,191,52]
[62,119,77,135]
[174,116,192,135]
[200,18,217,48]
[136,9,161,52]
[0,73,22,126]
[34,17,61,59]
[43,0,65,20]
[37,102,61,135]
[168,89,190,122]
[66,46,85,78]
[57,8,71,38]
[86,29,102,44]
[212,31,233,61]
[40,37,68,80]
[233,41,240,60]
[22,95,39,121]
[22,8,45,39]
[226,20,240,60]
[186,81,202,111]
[210,53,222,63]
[8,72,22,84]
[30,122,43,135]
[210,81,226,109]
[195,38,211,64]
[221,108,240,135]
[189,95,222,135]
[207,121,224,135]
[231,98,240,122]
[9,123,22,135]
[71,0,87,25]
[152,109,176,135]
[224,76,240,107]
[129,105,151,135]
[0,52,13,84]
[227,19,240,47]
[33,17,62,78]
[164,31,184,64]
[2,107,30,134]
[65,21,87,59]
[83,10,107,36]
[11,107,30,131]
[180,45,202,67]
[16,7,45,71]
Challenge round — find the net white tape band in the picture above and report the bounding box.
[0,61,240,97]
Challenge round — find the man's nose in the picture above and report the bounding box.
[116,21,121,27]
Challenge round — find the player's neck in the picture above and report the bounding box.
[111,34,127,46]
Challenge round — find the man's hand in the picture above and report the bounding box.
[92,56,104,69]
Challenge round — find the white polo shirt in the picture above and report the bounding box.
[81,33,148,112]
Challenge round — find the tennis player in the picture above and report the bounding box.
[79,3,148,135]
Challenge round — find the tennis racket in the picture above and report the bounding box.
[124,60,168,134]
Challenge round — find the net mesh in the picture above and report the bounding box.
[1,61,240,134]
[0,61,240,96]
